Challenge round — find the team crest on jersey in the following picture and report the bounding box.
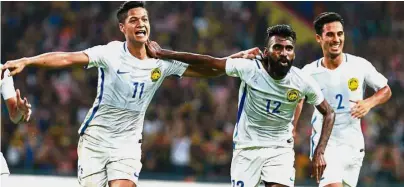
[348,78,359,91]
[151,68,161,82]
[286,89,300,102]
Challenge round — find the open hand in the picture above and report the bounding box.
[228,47,262,59]
[146,40,162,59]
[350,100,371,119]
[16,89,32,122]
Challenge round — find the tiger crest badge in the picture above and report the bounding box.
[348,78,359,91]
[287,89,299,102]
[151,68,161,82]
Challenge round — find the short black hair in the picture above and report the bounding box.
[117,1,146,23]
[313,12,344,35]
[265,24,297,46]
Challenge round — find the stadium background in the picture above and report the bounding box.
[1,1,404,186]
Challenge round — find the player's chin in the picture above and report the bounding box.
[134,36,149,44]
[329,50,342,56]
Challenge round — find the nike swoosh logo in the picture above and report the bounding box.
[289,177,295,181]
[117,70,129,74]
[321,177,325,180]
[134,172,139,178]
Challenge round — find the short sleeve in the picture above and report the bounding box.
[1,69,16,100]
[225,58,257,79]
[303,73,324,106]
[163,59,189,77]
[83,43,114,69]
[363,59,388,91]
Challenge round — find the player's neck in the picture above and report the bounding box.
[127,42,148,60]
[323,53,343,70]
[263,60,286,80]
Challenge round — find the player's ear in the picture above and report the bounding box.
[315,34,322,43]
[263,47,269,57]
[119,23,125,34]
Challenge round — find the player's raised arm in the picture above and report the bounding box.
[1,51,90,76]
[146,40,227,71]
[180,47,262,78]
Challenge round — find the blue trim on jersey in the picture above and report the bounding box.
[255,60,261,69]
[123,42,126,52]
[80,68,105,135]
[317,59,320,67]
[345,53,348,62]
[234,84,248,138]
[310,116,318,156]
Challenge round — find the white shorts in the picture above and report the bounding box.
[77,135,143,187]
[311,144,364,187]
[1,152,10,176]
[231,147,295,187]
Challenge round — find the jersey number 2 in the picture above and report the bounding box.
[335,94,345,109]
[133,82,145,99]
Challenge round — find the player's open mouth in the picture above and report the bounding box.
[330,43,340,50]
[280,61,289,66]
[135,30,146,37]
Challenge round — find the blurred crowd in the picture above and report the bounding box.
[1,1,404,185]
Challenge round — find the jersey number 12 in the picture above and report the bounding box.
[266,99,281,114]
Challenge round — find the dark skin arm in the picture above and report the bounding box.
[311,99,335,183]
[183,66,224,78]
[292,99,304,138]
[147,41,228,71]
[181,47,261,77]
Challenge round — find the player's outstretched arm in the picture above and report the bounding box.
[181,47,262,78]
[1,52,90,76]
[350,85,391,119]
[311,99,335,183]
[146,41,227,71]
[5,89,32,124]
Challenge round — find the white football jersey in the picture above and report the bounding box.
[303,53,388,151]
[226,58,324,149]
[78,41,188,146]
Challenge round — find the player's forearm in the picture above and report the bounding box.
[315,109,335,153]
[158,49,226,70]
[25,52,87,68]
[365,85,392,108]
[292,99,304,127]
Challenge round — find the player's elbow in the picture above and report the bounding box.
[325,108,336,121]
[384,85,392,101]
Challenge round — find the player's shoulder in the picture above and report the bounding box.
[290,66,312,80]
[345,53,371,65]
[301,58,323,74]
[289,66,318,87]
[105,40,125,50]
[228,58,262,69]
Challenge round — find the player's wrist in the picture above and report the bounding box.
[157,49,169,59]
[23,57,34,66]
